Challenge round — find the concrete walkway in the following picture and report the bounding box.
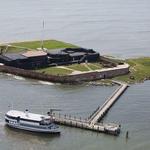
[69,63,130,75]
[56,66,82,75]
[83,63,93,71]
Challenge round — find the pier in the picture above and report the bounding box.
[88,81,128,124]
[53,81,128,136]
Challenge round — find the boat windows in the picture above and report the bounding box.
[17,116,20,122]
[5,114,39,123]
[40,118,51,125]
[5,119,9,123]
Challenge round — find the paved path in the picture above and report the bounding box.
[83,63,93,71]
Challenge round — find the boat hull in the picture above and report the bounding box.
[5,122,60,134]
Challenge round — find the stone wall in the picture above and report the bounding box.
[0,64,129,83]
[0,65,67,83]
[65,65,129,82]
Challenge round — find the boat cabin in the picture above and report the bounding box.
[5,110,53,125]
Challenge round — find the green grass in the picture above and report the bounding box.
[36,57,150,82]
[101,55,124,65]
[36,67,72,76]
[114,57,150,83]
[0,45,26,53]
[0,40,77,53]
[11,40,77,49]
[36,62,104,76]
[87,63,103,70]
[67,64,89,72]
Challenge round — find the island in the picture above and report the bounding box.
[0,40,149,84]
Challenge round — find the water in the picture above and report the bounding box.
[0,0,150,149]
[0,74,150,150]
[0,0,150,58]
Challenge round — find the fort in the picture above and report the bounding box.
[0,40,130,83]
[1,40,146,136]
[0,47,99,69]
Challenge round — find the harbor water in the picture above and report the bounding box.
[0,0,150,58]
[0,0,150,149]
[0,74,150,150]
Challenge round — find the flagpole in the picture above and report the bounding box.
[41,20,44,50]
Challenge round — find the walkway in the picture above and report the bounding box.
[54,80,128,136]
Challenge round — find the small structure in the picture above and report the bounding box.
[0,53,27,68]
[0,48,100,69]
[22,50,48,69]
[0,51,48,69]
[47,49,71,66]
[63,48,100,63]
[47,48,100,65]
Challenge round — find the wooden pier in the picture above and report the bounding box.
[88,81,128,124]
[53,81,128,136]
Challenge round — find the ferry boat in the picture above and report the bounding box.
[5,110,60,134]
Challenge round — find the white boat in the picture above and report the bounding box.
[5,110,60,134]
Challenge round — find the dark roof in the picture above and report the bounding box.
[70,52,86,57]
[47,48,63,52]
[48,49,67,55]
[62,48,95,54]
[0,55,11,61]
[47,48,98,56]
[0,53,27,61]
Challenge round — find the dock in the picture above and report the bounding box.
[88,81,128,124]
[53,81,128,136]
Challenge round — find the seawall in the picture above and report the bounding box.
[0,64,129,83]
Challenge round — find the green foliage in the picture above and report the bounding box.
[87,63,103,70]
[67,64,89,72]
[114,57,150,83]
[0,45,26,53]
[11,40,77,49]
[0,40,77,53]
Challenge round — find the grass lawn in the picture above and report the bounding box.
[36,57,150,82]
[114,57,150,83]
[87,63,103,70]
[36,67,72,76]
[67,64,90,72]
[0,45,26,53]
[0,40,77,53]
[36,62,105,76]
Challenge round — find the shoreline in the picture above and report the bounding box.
[0,63,129,84]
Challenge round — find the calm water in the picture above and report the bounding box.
[0,74,150,150]
[0,0,150,58]
[0,0,150,149]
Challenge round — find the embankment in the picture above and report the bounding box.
[0,64,129,83]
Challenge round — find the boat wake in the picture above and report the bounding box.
[4,73,60,85]
[12,75,25,81]
[6,73,12,76]
[38,81,56,85]
[5,73,25,81]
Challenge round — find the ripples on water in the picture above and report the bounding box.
[0,73,150,150]
[0,0,150,149]
[0,0,150,58]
